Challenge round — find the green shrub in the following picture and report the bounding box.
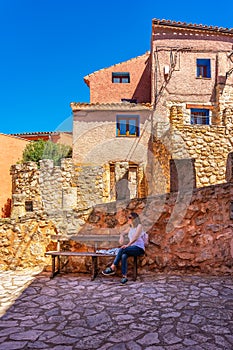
[22,140,72,166]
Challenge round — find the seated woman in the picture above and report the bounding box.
[102,212,146,284]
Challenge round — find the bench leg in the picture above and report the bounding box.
[50,255,61,279]
[91,256,98,281]
[57,255,61,274]
[133,256,137,281]
[51,255,56,278]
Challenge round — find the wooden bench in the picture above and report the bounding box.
[45,234,142,281]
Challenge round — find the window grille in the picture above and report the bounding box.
[190,108,210,125]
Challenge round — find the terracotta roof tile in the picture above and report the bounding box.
[12,131,57,136]
[11,131,72,136]
[152,18,233,34]
[70,102,152,112]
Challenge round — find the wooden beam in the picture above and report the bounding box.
[186,104,214,110]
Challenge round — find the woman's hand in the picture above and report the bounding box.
[121,244,130,249]
[119,227,130,247]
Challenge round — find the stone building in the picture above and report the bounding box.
[72,102,152,202]
[72,19,233,198]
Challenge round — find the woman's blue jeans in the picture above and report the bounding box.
[113,246,144,276]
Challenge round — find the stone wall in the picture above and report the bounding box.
[11,162,41,211]
[74,164,109,210]
[175,125,231,187]
[10,159,107,227]
[6,147,233,275]
[1,181,233,274]
[148,106,233,194]
[217,83,233,121]
[170,106,233,188]
[0,213,57,271]
[10,157,150,231]
[39,158,74,212]
[10,160,104,237]
[64,182,233,275]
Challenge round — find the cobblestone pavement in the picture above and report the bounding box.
[0,269,233,350]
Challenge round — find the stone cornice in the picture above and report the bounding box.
[70,102,152,112]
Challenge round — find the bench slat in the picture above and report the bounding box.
[45,251,117,257]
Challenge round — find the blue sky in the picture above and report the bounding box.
[0,0,233,134]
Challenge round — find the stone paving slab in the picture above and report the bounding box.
[0,269,233,349]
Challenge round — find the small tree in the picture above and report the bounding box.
[22,140,72,166]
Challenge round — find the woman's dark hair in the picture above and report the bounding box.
[129,212,141,228]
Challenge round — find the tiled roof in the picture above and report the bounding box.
[70,102,152,112]
[84,51,150,85]
[11,131,72,136]
[12,131,57,136]
[152,18,233,34]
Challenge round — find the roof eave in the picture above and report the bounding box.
[70,102,152,112]
[152,18,233,35]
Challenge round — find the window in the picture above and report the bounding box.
[196,59,211,78]
[25,200,33,212]
[116,115,140,136]
[191,109,210,125]
[112,72,130,83]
